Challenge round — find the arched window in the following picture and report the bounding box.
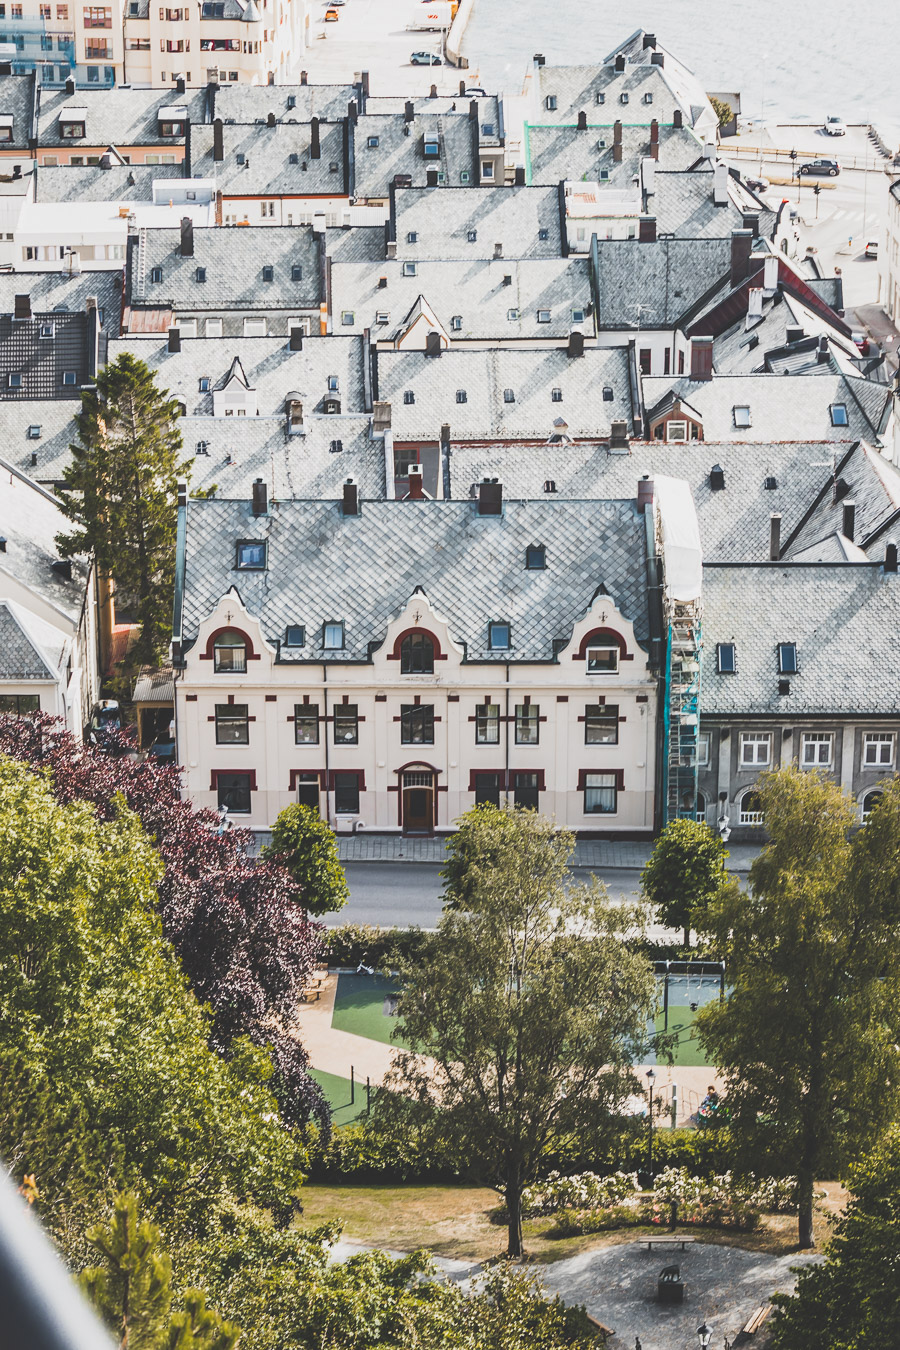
[213,628,247,673]
[696,791,706,822]
[739,790,764,825]
[586,635,620,674]
[400,631,434,674]
[861,790,883,823]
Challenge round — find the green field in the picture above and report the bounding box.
[653,1004,713,1067]
[309,1068,370,1125]
[330,973,411,1049]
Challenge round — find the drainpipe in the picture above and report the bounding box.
[323,664,331,826]
[504,661,510,804]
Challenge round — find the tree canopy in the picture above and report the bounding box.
[265,804,349,917]
[696,768,900,1247]
[641,817,732,945]
[380,805,656,1256]
[56,352,190,662]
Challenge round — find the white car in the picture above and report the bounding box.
[824,116,846,136]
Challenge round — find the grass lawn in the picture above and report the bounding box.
[330,973,411,1050]
[308,1068,370,1126]
[653,1004,713,1067]
[298,1181,843,1263]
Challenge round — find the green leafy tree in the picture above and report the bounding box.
[264,804,349,916]
[378,805,656,1258]
[641,818,732,945]
[709,95,733,129]
[770,1128,900,1350]
[696,769,900,1248]
[56,352,190,661]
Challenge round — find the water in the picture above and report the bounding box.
[461,0,900,146]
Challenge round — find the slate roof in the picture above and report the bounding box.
[35,163,185,203]
[367,95,502,141]
[532,62,682,127]
[35,87,207,147]
[209,82,361,125]
[351,113,478,199]
[0,461,91,627]
[179,496,651,660]
[641,373,889,443]
[0,73,37,151]
[332,256,592,340]
[376,346,633,440]
[526,123,701,188]
[0,402,80,486]
[131,225,321,309]
[324,227,388,263]
[392,185,563,259]
[651,168,776,240]
[0,270,122,336]
[0,602,54,681]
[189,120,347,197]
[445,439,900,564]
[594,237,731,327]
[180,414,384,500]
[107,335,367,417]
[700,563,900,715]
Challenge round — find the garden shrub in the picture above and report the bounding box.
[321,924,428,970]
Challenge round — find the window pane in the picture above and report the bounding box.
[334,772,359,813]
[400,632,434,674]
[213,630,246,672]
[294,704,319,744]
[513,772,539,810]
[475,703,500,744]
[296,774,319,811]
[585,704,618,744]
[334,706,358,744]
[474,772,501,806]
[217,772,251,813]
[324,623,343,649]
[400,704,434,744]
[215,703,249,744]
[587,644,618,674]
[0,694,40,713]
[515,704,539,745]
[236,542,265,569]
[584,772,617,814]
[489,622,510,650]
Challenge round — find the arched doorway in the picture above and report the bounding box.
[402,766,435,834]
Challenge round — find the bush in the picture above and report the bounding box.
[522,1171,639,1218]
[321,924,428,970]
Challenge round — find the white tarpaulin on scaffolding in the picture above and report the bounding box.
[652,475,703,602]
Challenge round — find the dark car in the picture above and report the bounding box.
[799,158,840,176]
[410,51,441,65]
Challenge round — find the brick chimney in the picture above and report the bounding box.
[673,108,683,129]
[577,110,587,130]
[613,119,623,163]
[769,512,781,560]
[408,464,424,499]
[180,216,193,257]
[251,477,267,516]
[842,499,856,542]
[310,116,320,159]
[639,215,657,242]
[637,475,654,512]
[649,118,659,160]
[730,229,753,287]
[689,335,713,381]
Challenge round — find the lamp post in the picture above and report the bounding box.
[697,1323,712,1349]
[646,1068,657,1183]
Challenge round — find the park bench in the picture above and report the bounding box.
[584,1312,614,1341]
[644,1235,696,1251]
[741,1305,772,1335]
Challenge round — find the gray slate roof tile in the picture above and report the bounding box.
[0,603,54,680]
[134,225,321,309]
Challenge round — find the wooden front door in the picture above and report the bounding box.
[402,769,434,834]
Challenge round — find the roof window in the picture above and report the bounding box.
[199,376,210,391]
[341,310,355,326]
[450,315,462,331]
[367,135,379,148]
[323,621,344,650]
[778,642,797,674]
[456,389,467,403]
[195,266,206,282]
[406,231,418,243]
[830,403,849,426]
[545,95,557,110]
[733,405,752,428]
[150,266,162,283]
[329,161,339,173]
[538,228,549,240]
[27,424,41,439]
[537,309,551,323]
[503,388,515,403]
[525,544,546,570]
[643,92,653,104]
[764,475,777,490]
[330,439,343,453]
[236,152,245,165]
[403,390,415,404]
[602,387,614,401]
[262,265,274,281]
[327,375,339,390]
[488,621,510,650]
[467,229,477,242]
[572,307,585,323]
[289,153,299,164]
[284,625,305,647]
[596,91,606,104]
[402,262,417,276]
[620,92,629,105]
[551,388,562,402]
[716,642,736,674]
[235,540,266,570]
[291,264,302,280]
[543,479,557,493]
[507,308,519,321]
[482,123,494,136]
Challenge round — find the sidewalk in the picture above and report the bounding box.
[336,834,761,873]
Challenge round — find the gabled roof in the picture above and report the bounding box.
[132,224,321,311]
[0,602,54,680]
[219,355,252,391]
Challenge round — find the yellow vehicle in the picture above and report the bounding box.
[325,6,339,17]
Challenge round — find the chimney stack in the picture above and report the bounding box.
[514,165,526,185]
[642,32,656,48]
[817,334,829,364]
[885,542,898,573]
[769,512,781,560]
[567,330,585,358]
[786,323,804,344]
[639,215,657,243]
[730,228,753,287]
[689,335,714,382]
[709,463,726,491]
[459,80,466,95]
[649,118,659,160]
[426,169,439,187]
[714,162,729,206]
[577,110,587,130]
[408,464,425,499]
[65,77,75,94]
[180,216,194,257]
[763,253,779,293]
[310,116,320,159]
[673,108,683,129]
[14,294,31,320]
[493,241,503,258]
[300,69,308,84]
[167,327,181,353]
[742,212,759,235]
[342,478,359,516]
[614,53,626,72]
[842,499,856,542]
[747,287,763,323]
[533,53,545,67]
[213,117,223,161]
[650,50,664,66]
[637,474,654,511]
[613,119,623,162]
[289,326,303,351]
[266,111,276,128]
[430,84,438,98]
[251,478,268,516]
[477,479,503,516]
[404,100,414,123]
[175,75,186,94]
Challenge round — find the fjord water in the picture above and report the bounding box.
[461,0,900,144]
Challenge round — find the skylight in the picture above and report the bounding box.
[716,642,736,674]
[733,405,752,428]
[778,642,797,674]
[830,403,849,427]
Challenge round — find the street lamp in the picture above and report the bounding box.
[697,1324,712,1349]
[646,1068,656,1182]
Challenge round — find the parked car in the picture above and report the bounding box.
[411,50,441,64]
[799,158,840,176]
[324,6,339,18]
[744,175,770,193]
[148,734,176,763]
[865,239,879,259]
[89,699,121,734]
[851,330,870,355]
[823,116,846,136]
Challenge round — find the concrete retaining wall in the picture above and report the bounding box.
[446,0,475,67]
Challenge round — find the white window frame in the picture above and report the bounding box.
[739,791,765,826]
[864,732,894,767]
[801,732,833,768]
[666,420,688,443]
[176,316,197,337]
[740,732,771,767]
[205,317,223,336]
[586,643,619,675]
[242,316,267,336]
[697,732,710,767]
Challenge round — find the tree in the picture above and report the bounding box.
[378,805,656,1258]
[0,713,327,1130]
[264,804,349,917]
[769,1128,900,1350]
[56,352,191,662]
[709,95,733,129]
[641,818,732,946]
[696,768,900,1248]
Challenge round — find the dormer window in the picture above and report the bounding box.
[213,629,247,673]
[195,267,206,282]
[551,388,562,402]
[777,642,797,674]
[400,631,434,674]
[456,389,467,403]
[643,92,653,104]
[503,388,515,403]
[291,264,302,280]
[262,265,274,281]
[545,95,557,110]
[150,266,163,283]
[525,544,546,570]
[323,621,344,650]
[284,624,305,647]
[716,642,736,674]
[831,403,849,426]
[235,540,266,570]
[451,315,462,331]
[488,621,510,650]
[402,262,417,276]
[586,638,619,674]
[596,91,606,104]
[602,387,614,401]
[544,479,556,493]
[59,109,87,138]
[467,229,477,242]
[620,92,629,105]
[403,390,415,405]
[733,405,752,428]
[327,375,339,391]
[199,376,210,391]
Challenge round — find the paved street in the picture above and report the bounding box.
[290,0,466,95]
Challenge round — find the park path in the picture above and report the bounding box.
[295,973,434,1086]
